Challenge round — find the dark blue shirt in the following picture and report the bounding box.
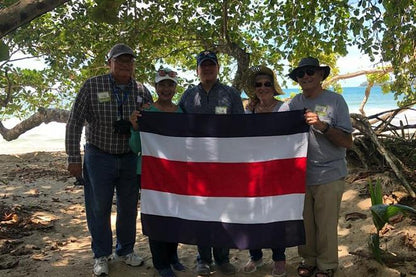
[179,80,244,114]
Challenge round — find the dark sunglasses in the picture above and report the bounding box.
[255,81,273,88]
[158,69,177,78]
[296,68,317,79]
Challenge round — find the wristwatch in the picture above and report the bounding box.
[321,122,330,133]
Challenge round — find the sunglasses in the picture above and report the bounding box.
[255,81,273,88]
[296,68,317,79]
[158,69,177,78]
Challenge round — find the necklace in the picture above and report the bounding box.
[255,100,277,113]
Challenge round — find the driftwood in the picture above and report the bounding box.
[350,112,416,198]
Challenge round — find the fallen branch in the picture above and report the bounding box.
[351,113,415,198]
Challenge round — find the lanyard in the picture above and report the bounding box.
[110,76,131,120]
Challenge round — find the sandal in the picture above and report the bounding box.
[315,269,334,277]
[297,263,316,277]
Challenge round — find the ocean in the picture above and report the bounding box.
[0,86,413,155]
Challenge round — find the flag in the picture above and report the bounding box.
[138,110,309,249]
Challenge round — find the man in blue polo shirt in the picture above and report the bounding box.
[179,50,244,276]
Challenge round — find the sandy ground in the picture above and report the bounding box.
[0,151,415,277]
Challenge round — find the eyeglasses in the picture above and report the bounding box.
[113,57,135,65]
[296,68,317,79]
[158,69,177,78]
[255,81,273,88]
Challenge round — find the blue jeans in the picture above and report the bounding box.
[149,239,179,270]
[249,247,286,262]
[83,144,139,258]
[197,246,229,265]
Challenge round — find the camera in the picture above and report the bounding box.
[113,119,131,135]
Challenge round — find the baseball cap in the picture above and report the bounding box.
[155,68,178,84]
[196,50,218,66]
[107,43,135,61]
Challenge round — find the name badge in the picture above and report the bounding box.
[315,105,328,116]
[215,106,227,114]
[97,91,111,103]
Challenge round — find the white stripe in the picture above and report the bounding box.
[140,132,308,162]
[141,189,304,224]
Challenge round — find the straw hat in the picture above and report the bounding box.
[244,65,283,98]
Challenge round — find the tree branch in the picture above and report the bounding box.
[0,0,70,38]
[0,108,70,141]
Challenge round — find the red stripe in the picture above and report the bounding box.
[141,156,306,197]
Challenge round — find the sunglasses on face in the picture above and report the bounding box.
[296,68,317,79]
[255,81,273,88]
[158,69,178,78]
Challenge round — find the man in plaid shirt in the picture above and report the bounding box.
[65,43,152,276]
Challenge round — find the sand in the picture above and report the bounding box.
[0,151,415,277]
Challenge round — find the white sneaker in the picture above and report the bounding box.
[114,252,144,266]
[93,256,109,276]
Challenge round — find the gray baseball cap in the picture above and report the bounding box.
[107,43,135,60]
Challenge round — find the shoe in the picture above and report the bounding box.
[297,262,316,277]
[196,262,211,276]
[114,252,144,266]
[171,262,186,271]
[93,256,109,276]
[272,260,287,277]
[315,269,335,277]
[158,267,177,277]
[243,258,264,273]
[217,262,236,275]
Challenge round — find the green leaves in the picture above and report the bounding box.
[368,178,416,264]
[0,40,9,61]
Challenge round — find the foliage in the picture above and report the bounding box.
[368,178,416,264]
[0,0,415,131]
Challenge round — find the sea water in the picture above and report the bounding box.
[0,86,412,155]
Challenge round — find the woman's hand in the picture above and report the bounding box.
[129,110,141,131]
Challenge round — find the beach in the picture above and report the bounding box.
[1,86,415,276]
[0,152,415,276]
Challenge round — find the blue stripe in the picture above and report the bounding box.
[141,214,305,250]
[137,109,308,137]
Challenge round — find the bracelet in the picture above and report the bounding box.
[321,122,330,133]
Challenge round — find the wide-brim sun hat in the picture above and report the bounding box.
[243,65,284,99]
[288,57,330,82]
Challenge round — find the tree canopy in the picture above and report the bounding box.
[0,0,415,140]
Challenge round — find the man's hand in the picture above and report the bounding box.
[68,163,82,178]
[304,109,327,131]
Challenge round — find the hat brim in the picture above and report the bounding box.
[243,66,284,98]
[155,75,177,84]
[289,65,330,82]
[197,57,218,66]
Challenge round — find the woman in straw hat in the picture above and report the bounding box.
[244,65,284,113]
[242,65,287,277]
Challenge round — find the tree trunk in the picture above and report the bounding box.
[359,81,374,116]
[0,0,70,38]
[0,108,69,141]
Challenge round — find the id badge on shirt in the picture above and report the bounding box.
[215,106,227,114]
[97,91,111,103]
[315,105,328,117]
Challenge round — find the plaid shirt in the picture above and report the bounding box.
[179,80,244,114]
[65,73,152,164]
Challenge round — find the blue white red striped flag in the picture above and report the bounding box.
[138,110,308,249]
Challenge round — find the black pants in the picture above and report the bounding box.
[149,239,180,270]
